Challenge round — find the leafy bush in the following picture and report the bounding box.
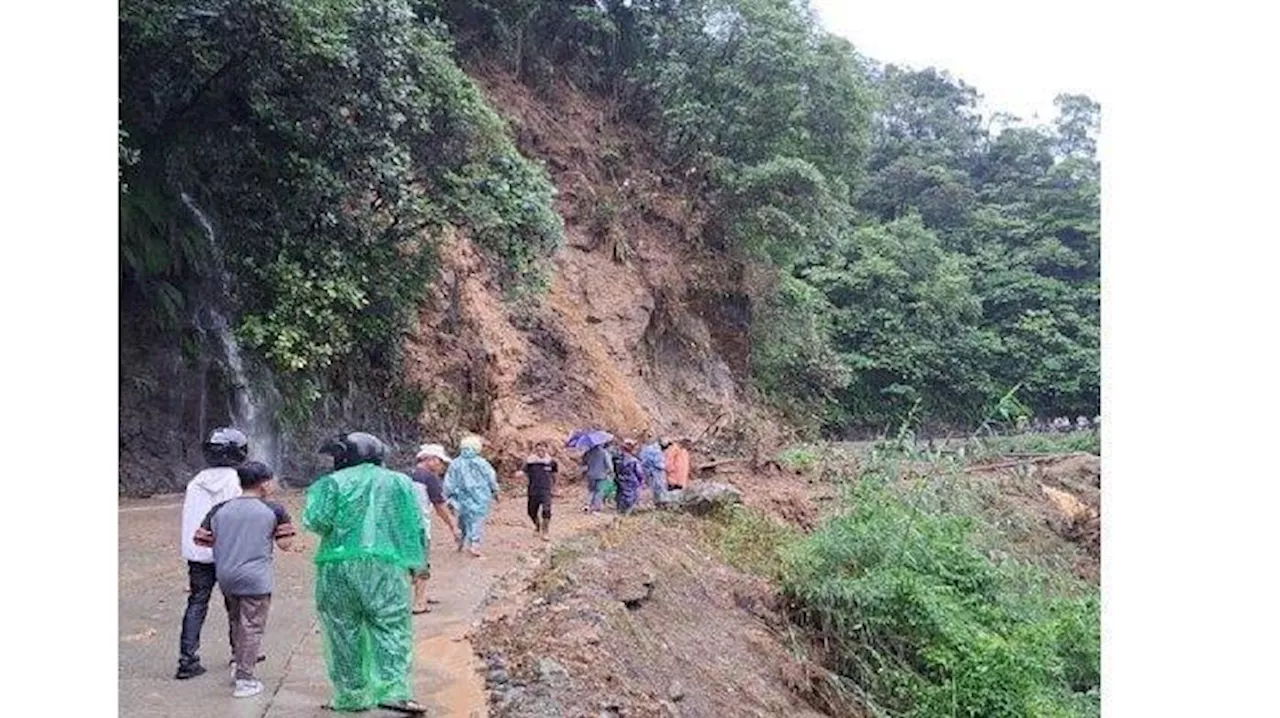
[697,504,798,579]
[750,274,852,430]
[781,473,1100,717]
[721,157,846,264]
[120,0,563,415]
[777,444,823,473]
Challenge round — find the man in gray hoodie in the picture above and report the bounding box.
[175,428,249,680]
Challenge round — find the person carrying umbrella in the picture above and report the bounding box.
[443,434,500,558]
[568,429,613,513]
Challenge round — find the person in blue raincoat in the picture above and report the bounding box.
[614,439,645,515]
[638,437,669,508]
[443,435,499,558]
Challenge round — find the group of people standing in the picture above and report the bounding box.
[580,435,692,515]
[171,426,692,713]
[174,427,504,714]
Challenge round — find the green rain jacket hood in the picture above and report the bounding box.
[303,463,425,570]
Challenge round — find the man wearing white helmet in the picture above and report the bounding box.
[408,443,458,613]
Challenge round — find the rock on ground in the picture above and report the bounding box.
[666,481,743,516]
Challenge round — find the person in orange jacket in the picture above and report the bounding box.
[662,437,691,491]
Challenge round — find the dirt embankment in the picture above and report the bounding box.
[403,65,786,477]
[468,450,1100,717]
[476,514,848,718]
[968,453,1102,581]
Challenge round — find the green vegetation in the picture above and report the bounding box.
[969,430,1101,461]
[782,473,1100,717]
[120,0,562,413]
[120,0,1098,433]
[430,0,1099,431]
[776,444,824,473]
[699,504,800,578]
[697,450,1101,717]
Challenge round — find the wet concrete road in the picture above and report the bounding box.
[119,490,608,717]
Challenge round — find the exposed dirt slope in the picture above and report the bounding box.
[403,66,784,476]
[1001,453,1102,578]
[476,514,849,718]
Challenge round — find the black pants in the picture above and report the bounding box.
[178,561,232,669]
[527,492,552,528]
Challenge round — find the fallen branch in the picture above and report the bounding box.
[696,458,748,472]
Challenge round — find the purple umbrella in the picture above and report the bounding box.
[566,429,614,450]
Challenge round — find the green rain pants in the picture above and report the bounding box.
[315,558,414,711]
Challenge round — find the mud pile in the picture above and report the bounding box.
[475,515,846,718]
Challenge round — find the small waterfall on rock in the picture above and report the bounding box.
[181,192,284,473]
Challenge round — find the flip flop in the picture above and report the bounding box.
[378,700,428,715]
[412,607,432,615]
[320,704,369,712]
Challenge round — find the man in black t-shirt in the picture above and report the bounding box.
[523,440,558,541]
[409,443,459,614]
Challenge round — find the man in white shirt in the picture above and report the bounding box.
[175,428,249,680]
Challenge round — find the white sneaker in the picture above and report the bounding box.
[233,679,264,698]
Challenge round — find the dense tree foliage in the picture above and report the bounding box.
[432,0,1100,431]
[120,0,562,411]
[120,0,1099,432]
[787,68,1102,429]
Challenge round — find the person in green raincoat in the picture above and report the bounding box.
[443,434,499,558]
[303,432,427,715]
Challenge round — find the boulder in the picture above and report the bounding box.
[668,481,743,516]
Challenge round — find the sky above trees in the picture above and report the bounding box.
[811,0,1103,123]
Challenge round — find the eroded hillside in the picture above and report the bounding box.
[404,64,785,473]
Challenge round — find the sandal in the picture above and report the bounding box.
[378,699,428,715]
[320,704,369,712]
[412,607,432,615]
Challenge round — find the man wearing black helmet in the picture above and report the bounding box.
[303,432,427,715]
[175,427,249,680]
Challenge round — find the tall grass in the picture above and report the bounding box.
[696,504,800,579]
[969,430,1101,460]
[779,467,1101,718]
